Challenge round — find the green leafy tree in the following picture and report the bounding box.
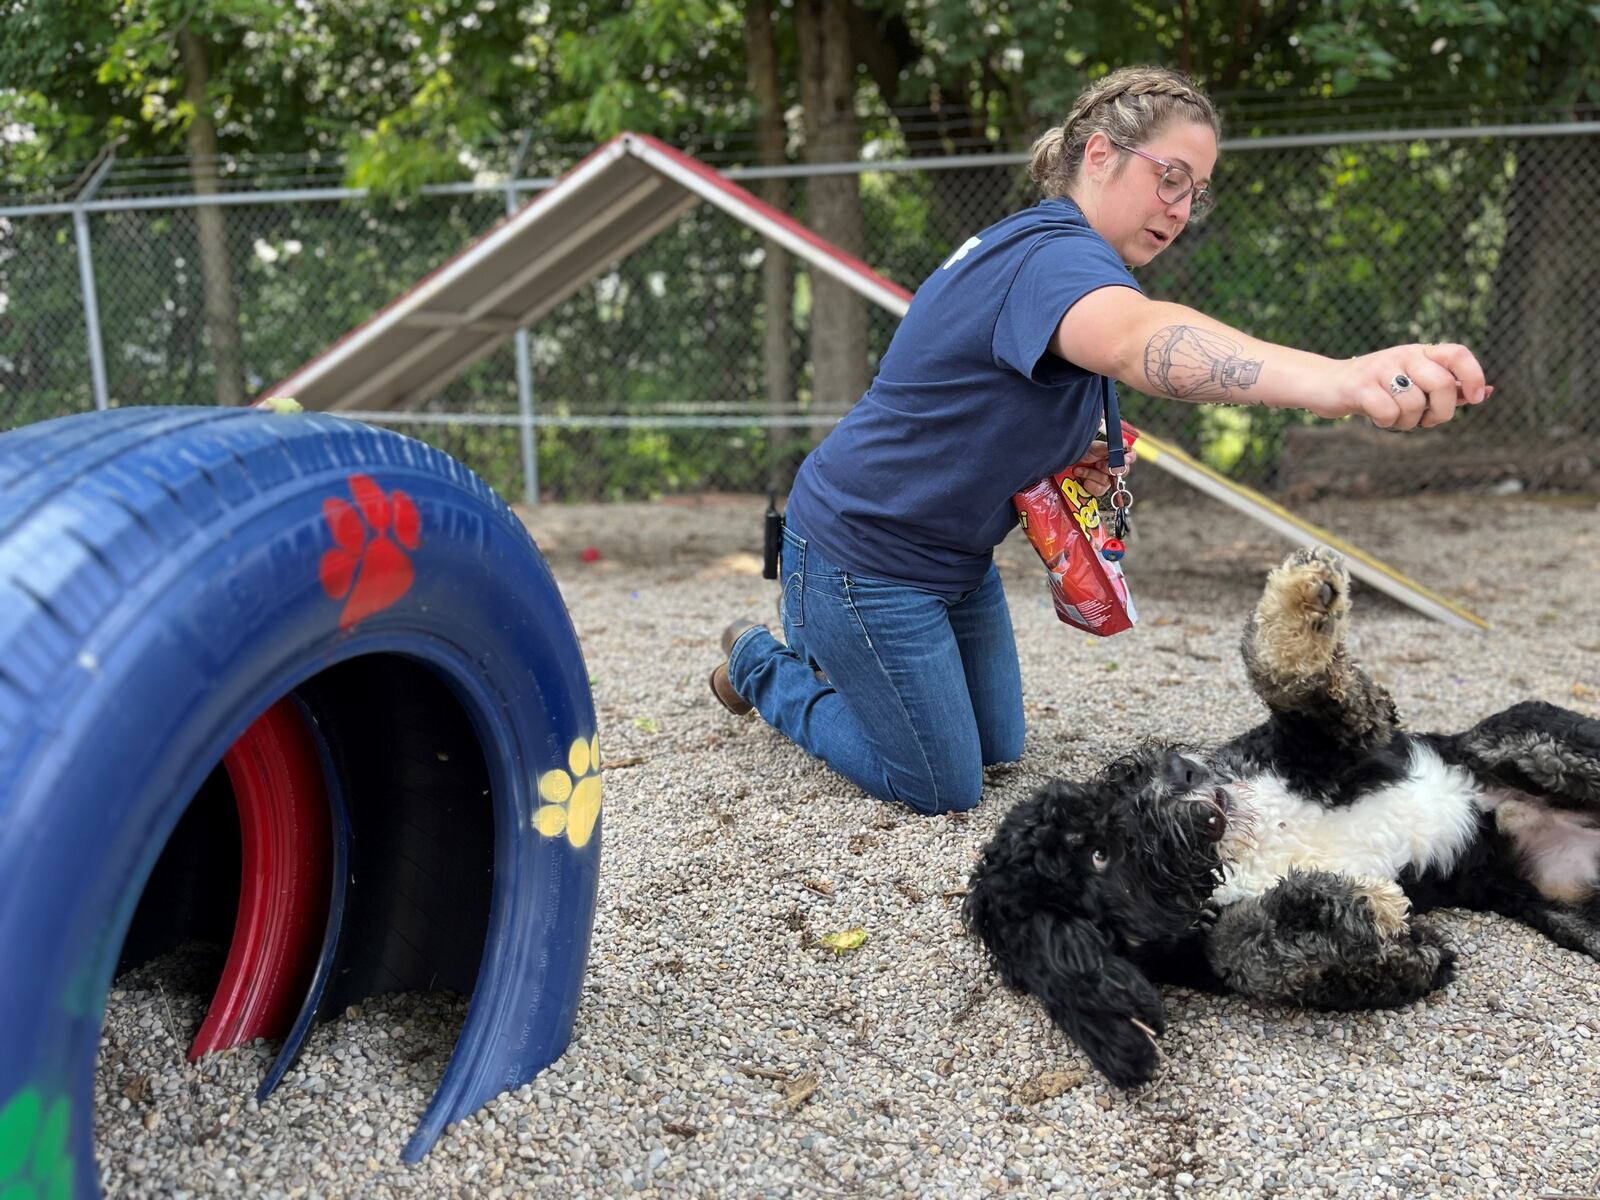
[5,0,1596,487]
[5,1,337,405]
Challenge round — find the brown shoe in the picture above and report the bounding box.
[721,620,765,656]
[709,661,753,716]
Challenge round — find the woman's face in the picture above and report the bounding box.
[1074,121,1218,266]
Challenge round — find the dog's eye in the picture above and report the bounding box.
[1091,849,1109,871]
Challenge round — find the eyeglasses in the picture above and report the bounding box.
[1107,139,1214,221]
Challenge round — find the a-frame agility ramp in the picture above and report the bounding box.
[268,132,1486,631]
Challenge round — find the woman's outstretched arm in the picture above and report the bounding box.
[1052,285,1490,431]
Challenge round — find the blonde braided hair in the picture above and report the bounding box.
[1029,66,1221,200]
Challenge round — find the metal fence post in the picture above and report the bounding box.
[72,152,118,412]
[507,131,539,506]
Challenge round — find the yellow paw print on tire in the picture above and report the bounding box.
[532,734,602,848]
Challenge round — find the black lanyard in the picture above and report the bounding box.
[1103,377,1127,473]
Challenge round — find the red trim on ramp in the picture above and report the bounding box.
[624,133,915,305]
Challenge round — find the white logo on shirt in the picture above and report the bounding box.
[941,236,981,270]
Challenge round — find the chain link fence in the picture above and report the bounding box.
[2,124,1596,502]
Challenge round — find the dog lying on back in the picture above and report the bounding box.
[964,547,1600,1087]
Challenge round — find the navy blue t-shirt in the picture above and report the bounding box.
[786,198,1141,594]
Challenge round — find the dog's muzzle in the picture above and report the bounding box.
[1193,787,1232,841]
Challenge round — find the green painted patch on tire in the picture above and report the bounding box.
[0,1089,74,1200]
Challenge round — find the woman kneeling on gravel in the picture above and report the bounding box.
[708,64,1490,816]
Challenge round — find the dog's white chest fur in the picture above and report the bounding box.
[1211,744,1485,907]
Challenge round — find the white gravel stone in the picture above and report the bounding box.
[94,493,1600,1199]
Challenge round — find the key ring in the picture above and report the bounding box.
[1108,475,1133,514]
[1106,472,1133,549]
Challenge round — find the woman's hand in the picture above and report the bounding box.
[1065,439,1139,496]
[1326,343,1491,430]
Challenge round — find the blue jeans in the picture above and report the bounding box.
[727,517,1025,814]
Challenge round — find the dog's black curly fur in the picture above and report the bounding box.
[965,547,1600,1088]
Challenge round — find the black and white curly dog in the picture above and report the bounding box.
[964,546,1600,1088]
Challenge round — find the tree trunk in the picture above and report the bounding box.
[179,30,246,407]
[745,1,800,490]
[848,7,1017,243]
[795,0,868,432]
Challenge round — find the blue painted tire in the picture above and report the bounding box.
[0,408,602,1195]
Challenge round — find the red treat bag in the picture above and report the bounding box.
[1012,427,1139,636]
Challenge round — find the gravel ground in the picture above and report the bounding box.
[98,489,1600,1199]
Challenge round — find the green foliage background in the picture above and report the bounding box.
[2,1,1597,496]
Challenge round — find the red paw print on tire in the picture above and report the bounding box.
[319,475,421,629]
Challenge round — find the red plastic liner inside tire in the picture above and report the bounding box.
[189,697,332,1061]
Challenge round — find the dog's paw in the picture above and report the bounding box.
[1267,546,1350,631]
[1247,546,1352,681]
[1053,959,1166,1089]
[1407,921,1459,992]
[1431,945,1459,991]
[1281,544,1348,583]
[1352,877,1411,939]
[1080,1012,1163,1089]
[1356,923,1458,1004]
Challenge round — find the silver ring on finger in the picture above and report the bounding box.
[1388,373,1413,397]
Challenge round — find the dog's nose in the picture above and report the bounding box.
[1161,752,1208,792]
